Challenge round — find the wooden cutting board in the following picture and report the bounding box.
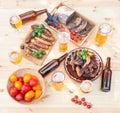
[21,24,56,65]
[44,2,96,47]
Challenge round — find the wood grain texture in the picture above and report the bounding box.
[0,0,120,113]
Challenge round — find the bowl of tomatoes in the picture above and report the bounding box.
[7,68,45,103]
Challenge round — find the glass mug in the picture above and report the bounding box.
[57,28,70,52]
[9,51,22,65]
[95,23,112,46]
[9,15,22,29]
[51,71,65,90]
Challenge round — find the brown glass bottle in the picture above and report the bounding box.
[38,53,68,77]
[19,9,47,23]
[101,57,112,92]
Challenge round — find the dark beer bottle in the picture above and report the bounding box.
[101,57,112,92]
[19,9,47,23]
[38,53,68,77]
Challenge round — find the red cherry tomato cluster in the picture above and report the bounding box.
[52,25,58,30]
[71,95,92,109]
[69,30,83,42]
[51,23,64,30]
[9,73,42,103]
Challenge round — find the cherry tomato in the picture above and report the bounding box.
[17,76,23,82]
[29,79,38,87]
[24,82,30,86]
[70,31,73,35]
[60,24,64,28]
[31,75,38,80]
[14,81,22,90]
[21,84,31,93]
[9,74,17,83]
[23,73,32,83]
[34,90,42,99]
[53,26,56,28]
[70,31,74,35]
[25,90,35,99]
[24,98,32,102]
[78,36,82,40]
[70,36,74,40]
[20,90,26,95]
[15,93,23,101]
[9,87,18,97]
[72,37,78,42]
[32,85,42,91]
[72,32,76,36]
[69,29,72,33]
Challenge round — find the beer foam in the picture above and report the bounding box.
[80,80,93,92]
[99,23,111,34]
[52,72,65,82]
[10,16,19,24]
[57,31,70,43]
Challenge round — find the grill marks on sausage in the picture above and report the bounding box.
[31,39,49,49]
[34,37,52,46]
[24,47,46,59]
[25,31,33,44]
[28,43,44,51]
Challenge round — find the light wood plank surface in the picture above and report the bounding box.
[0,0,120,113]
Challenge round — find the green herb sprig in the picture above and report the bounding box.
[77,49,89,61]
[32,50,43,58]
[32,24,45,38]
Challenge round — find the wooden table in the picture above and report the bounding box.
[0,0,120,113]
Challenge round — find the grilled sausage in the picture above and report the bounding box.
[28,43,42,51]
[25,31,33,43]
[42,34,55,42]
[31,25,53,37]
[31,39,49,49]
[28,46,46,55]
[31,25,39,29]
[43,28,52,37]
[24,47,33,55]
[24,47,46,59]
[34,37,52,46]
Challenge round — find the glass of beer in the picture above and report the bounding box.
[57,28,70,52]
[9,15,22,30]
[9,50,22,65]
[95,23,112,46]
[51,71,65,90]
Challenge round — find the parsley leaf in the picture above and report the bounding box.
[77,49,89,61]
[32,50,43,58]
[32,24,45,38]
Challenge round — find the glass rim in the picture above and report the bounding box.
[80,80,93,92]
[51,71,65,83]
[8,51,21,61]
[99,23,112,34]
[10,15,21,24]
